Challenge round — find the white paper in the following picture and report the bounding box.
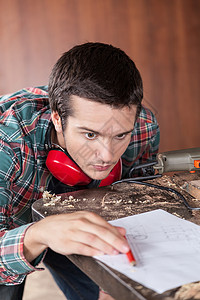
[94,209,200,294]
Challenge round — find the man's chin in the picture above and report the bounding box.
[85,169,111,181]
[89,173,110,181]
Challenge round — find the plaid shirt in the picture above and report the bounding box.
[0,86,159,285]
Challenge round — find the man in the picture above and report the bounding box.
[0,42,160,300]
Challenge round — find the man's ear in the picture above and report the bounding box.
[51,111,63,133]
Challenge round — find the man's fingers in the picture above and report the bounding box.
[67,214,129,254]
[69,230,120,255]
[38,211,130,257]
[65,241,105,256]
[115,226,126,236]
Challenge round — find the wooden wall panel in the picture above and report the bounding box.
[0,0,199,152]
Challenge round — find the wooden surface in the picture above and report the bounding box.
[32,172,200,300]
[182,179,200,200]
[0,0,200,152]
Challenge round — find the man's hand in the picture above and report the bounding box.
[23,211,130,262]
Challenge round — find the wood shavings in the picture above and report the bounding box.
[175,282,200,299]
[42,191,89,207]
[172,212,184,219]
[101,192,122,207]
[42,191,61,206]
[40,177,194,223]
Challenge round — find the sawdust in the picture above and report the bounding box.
[175,282,200,299]
[40,176,195,222]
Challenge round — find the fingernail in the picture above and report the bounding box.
[122,245,129,253]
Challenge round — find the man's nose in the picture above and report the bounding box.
[97,140,114,163]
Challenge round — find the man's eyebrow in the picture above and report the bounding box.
[119,128,134,134]
[77,127,99,134]
[77,126,134,135]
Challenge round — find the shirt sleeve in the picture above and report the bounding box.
[0,224,46,285]
[0,142,45,285]
[121,106,160,178]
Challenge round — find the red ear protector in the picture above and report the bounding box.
[45,124,122,187]
[46,149,122,187]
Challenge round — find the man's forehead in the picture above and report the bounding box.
[69,95,137,130]
[70,94,136,110]
[97,114,133,134]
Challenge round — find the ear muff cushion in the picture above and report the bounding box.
[46,149,122,187]
[46,149,91,186]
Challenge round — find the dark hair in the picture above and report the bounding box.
[48,42,143,130]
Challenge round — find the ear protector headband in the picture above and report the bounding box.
[45,123,122,187]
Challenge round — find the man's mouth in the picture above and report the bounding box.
[92,164,112,171]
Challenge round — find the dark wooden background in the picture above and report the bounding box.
[0,0,199,152]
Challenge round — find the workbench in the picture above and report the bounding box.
[32,172,200,300]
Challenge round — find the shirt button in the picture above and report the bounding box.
[39,187,45,192]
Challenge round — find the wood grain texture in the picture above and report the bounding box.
[0,0,199,151]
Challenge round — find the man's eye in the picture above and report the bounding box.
[85,132,97,139]
[116,133,126,140]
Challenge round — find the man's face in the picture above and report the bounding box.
[53,95,137,180]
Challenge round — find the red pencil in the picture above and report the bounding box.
[124,236,137,266]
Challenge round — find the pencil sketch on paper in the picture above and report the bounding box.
[94,209,200,294]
